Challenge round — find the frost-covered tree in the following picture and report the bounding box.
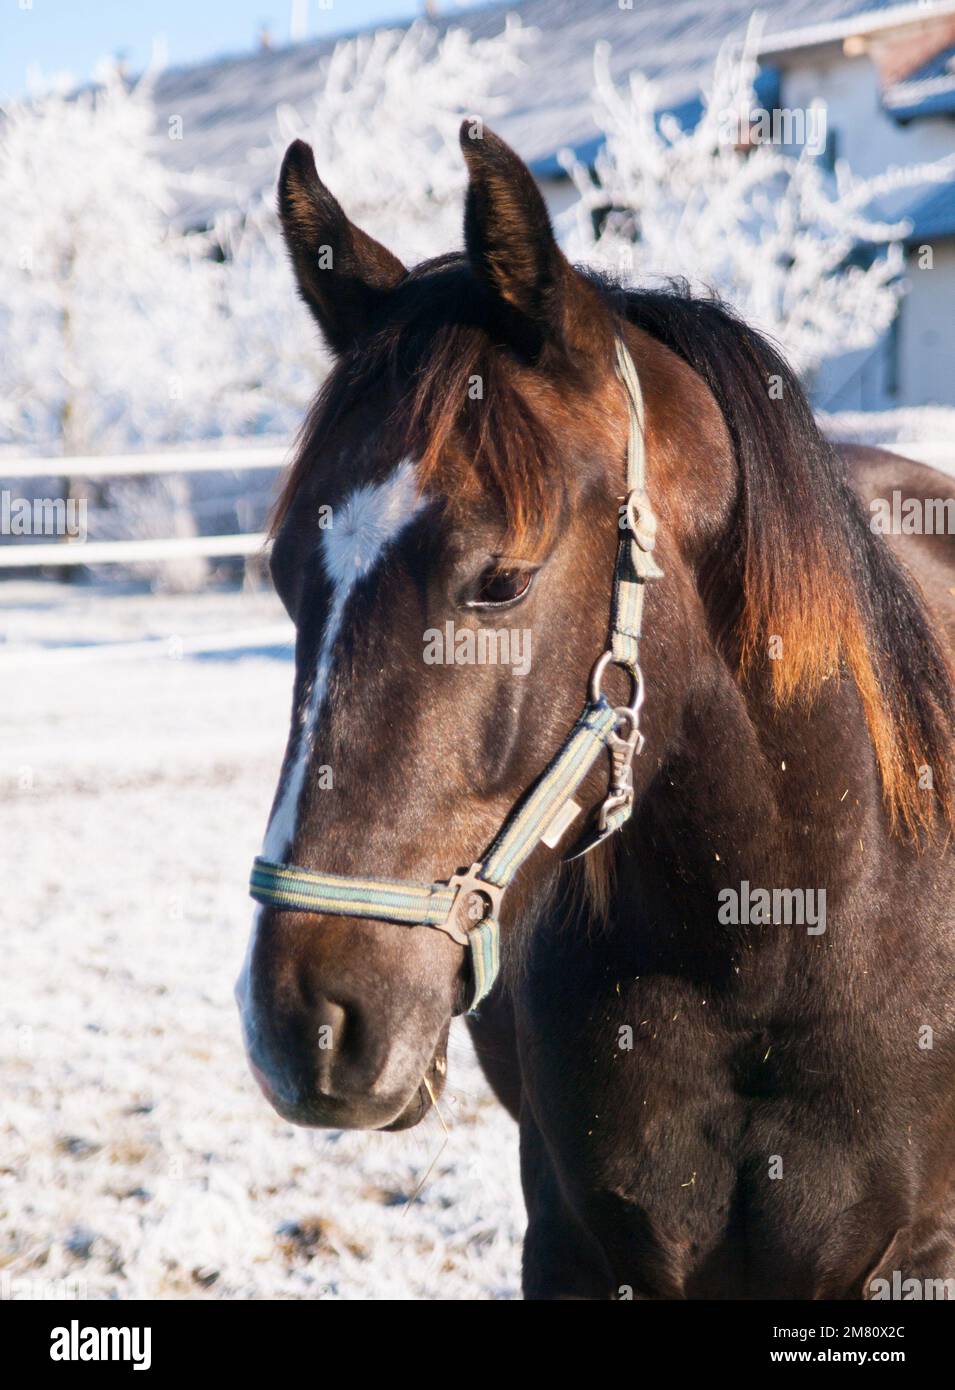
[561,23,955,378]
[0,67,233,585]
[0,66,230,455]
[269,15,532,263]
[213,199,324,439]
[218,15,533,430]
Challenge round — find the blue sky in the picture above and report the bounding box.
[0,0,483,99]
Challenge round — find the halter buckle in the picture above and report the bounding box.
[623,488,658,553]
[439,864,503,946]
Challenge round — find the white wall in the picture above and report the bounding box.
[533,48,955,409]
[898,241,955,405]
[781,49,955,408]
[814,247,955,412]
[781,51,955,176]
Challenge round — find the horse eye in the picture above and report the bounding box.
[466,566,536,609]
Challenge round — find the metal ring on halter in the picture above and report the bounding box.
[589,650,646,721]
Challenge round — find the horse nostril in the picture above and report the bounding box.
[314,993,348,1041]
[313,994,351,1090]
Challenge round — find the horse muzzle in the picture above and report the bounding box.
[236,907,455,1130]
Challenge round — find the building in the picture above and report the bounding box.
[760,3,955,407]
[154,0,955,408]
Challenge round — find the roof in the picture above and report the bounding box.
[900,178,955,240]
[528,65,782,178]
[152,0,914,225]
[883,41,955,121]
[863,165,955,243]
[758,0,955,60]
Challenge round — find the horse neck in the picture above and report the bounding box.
[619,647,890,974]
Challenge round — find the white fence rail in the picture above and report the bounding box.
[0,444,286,567]
[0,439,950,570]
[0,532,268,568]
[0,622,295,671]
[1,436,950,670]
[0,444,287,480]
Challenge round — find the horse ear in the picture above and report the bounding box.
[459,122,570,338]
[277,140,406,354]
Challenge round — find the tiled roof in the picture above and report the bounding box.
[151,0,909,224]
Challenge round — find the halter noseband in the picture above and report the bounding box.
[249,336,663,1012]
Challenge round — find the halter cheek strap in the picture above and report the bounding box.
[249,335,662,1013]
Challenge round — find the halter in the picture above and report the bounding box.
[249,336,663,1012]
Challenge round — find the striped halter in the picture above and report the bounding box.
[249,336,663,1012]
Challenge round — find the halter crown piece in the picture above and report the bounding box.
[249,335,663,1012]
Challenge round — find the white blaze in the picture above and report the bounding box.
[262,458,424,861]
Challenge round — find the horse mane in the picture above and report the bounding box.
[271,255,570,557]
[606,277,955,840]
[273,261,954,840]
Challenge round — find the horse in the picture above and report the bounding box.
[236,124,955,1299]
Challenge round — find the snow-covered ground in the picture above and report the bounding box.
[0,580,524,1301]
